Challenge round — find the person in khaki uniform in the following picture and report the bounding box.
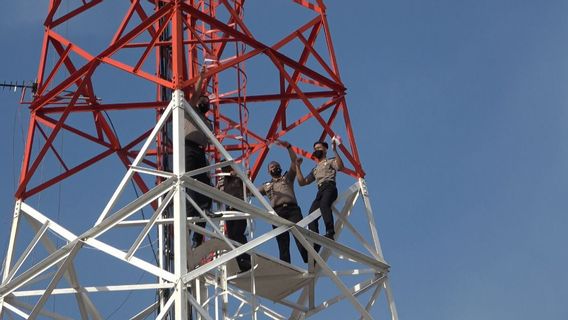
[296,140,344,251]
[258,141,308,264]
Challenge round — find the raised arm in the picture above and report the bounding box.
[217,176,225,191]
[257,184,267,196]
[278,141,297,173]
[295,158,310,186]
[189,65,207,107]
[332,139,344,171]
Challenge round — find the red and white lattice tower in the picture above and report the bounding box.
[0,1,398,319]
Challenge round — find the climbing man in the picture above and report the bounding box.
[217,164,252,272]
[185,65,216,248]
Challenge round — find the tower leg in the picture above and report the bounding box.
[359,178,399,319]
[172,89,189,319]
[359,178,384,259]
[2,201,22,285]
[384,279,399,320]
[0,201,22,317]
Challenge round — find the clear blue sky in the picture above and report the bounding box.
[1,1,568,319]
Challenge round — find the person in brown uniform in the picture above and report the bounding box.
[258,141,308,264]
[217,164,251,272]
[296,140,344,251]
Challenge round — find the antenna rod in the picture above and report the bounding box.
[0,80,37,93]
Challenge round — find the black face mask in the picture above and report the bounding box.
[198,102,210,114]
[270,168,282,177]
[313,150,325,159]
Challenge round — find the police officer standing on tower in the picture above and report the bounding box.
[296,138,344,251]
[258,141,309,264]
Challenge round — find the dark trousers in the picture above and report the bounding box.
[273,204,308,263]
[308,182,338,238]
[185,142,212,245]
[226,214,251,271]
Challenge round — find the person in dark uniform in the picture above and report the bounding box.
[185,66,215,248]
[296,139,344,251]
[217,164,251,272]
[258,141,308,264]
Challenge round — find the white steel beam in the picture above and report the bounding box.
[332,204,382,261]
[1,201,22,285]
[4,221,50,283]
[306,276,385,317]
[180,177,291,228]
[290,228,373,320]
[28,241,83,319]
[290,186,366,319]
[171,89,189,320]
[295,228,389,270]
[0,244,71,298]
[129,301,158,320]
[185,193,236,250]
[384,278,399,320]
[126,187,176,260]
[20,202,176,283]
[225,288,287,320]
[24,215,95,320]
[11,283,174,297]
[180,98,275,214]
[2,302,29,319]
[182,225,292,284]
[7,299,74,320]
[360,282,383,320]
[130,166,175,179]
[155,291,175,320]
[359,178,384,259]
[95,101,174,225]
[187,290,214,320]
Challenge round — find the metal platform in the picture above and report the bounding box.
[189,238,311,302]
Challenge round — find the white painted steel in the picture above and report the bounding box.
[0,92,398,320]
[95,101,174,225]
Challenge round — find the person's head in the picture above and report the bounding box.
[312,141,328,160]
[197,95,210,114]
[268,161,282,178]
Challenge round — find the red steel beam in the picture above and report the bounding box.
[17,1,366,201]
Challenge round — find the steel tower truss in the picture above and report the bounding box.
[1,1,398,319]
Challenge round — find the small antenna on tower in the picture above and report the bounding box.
[0,80,37,94]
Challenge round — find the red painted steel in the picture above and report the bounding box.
[16,0,365,200]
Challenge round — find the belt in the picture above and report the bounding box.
[318,180,336,188]
[274,202,297,210]
[185,140,205,150]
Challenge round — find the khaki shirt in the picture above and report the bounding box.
[218,175,245,201]
[258,170,297,207]
[184,111,212,146]
[305,158,339,186]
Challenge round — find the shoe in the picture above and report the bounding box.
[324,232,335,240]
[238,259,252,272]
[205,210,223,218]
[314,243,321,253]
[191,240,203,250]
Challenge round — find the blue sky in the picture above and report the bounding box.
[1,1,568,319]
